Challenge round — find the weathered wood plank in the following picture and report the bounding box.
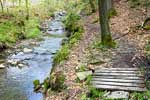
[92,78,144,84]
[95,70,140,73]
[92,81,145,87]
[93,72,143,77]
[92,84,147,92]
[96,68,139,71]
[92,76,144,80]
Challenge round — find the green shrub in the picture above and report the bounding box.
[108,8,117,19]
[0,20,21,46]
[24,18,41,38]
[86,87,105,100]
[130,91,150,100]
[0,16,41,48]
[53,45,70,65]
[63,12,82,34]
[144,42,150,56]
[49,71,66,91]
[33,79,40,88]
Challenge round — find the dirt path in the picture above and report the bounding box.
[46,1,150,100]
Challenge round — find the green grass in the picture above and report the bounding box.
[24,18,41,38]
[0,16,40,48]
[144,42,150,56]
[130,91,150,100]
[0,20,20,46]
[53,45,70,66]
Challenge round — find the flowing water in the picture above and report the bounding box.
[0,12,65,100]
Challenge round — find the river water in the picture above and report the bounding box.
[0,13,65,100]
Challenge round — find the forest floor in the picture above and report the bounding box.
[46,0,150,100]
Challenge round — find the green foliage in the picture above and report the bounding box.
[53,45,70,66]
[143,25,150,30]
[49,71,66,91]
[108,8,117,19]
[68,32,82,46]
[24,18,40,38]
[86,75,93,85]
[53,31,83,66]
[77,0,98,15]
[0,18,24,47]
[93,39,116,51]
[33,79,40,87]
[128,0,150,8]
[130,91,150,100]
[0,15,40,48]
[63,12,83,33]
[144,42,150,56]
[43,78,50,91]
[87,87,105,100]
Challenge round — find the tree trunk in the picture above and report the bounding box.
[0,0,4,13]
[25,0,29,20]
[19,0,21,6]
[106,0,113,11]
[98,0,113,47]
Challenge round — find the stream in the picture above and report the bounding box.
[0,12,66,100]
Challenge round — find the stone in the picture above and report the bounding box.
[104,91,129,100]
[7,59,19,65]
[0,64,6,69]
[33,48,48,54]
[76,71,93,81]
[18,63,26,68]
[23,48,33,53]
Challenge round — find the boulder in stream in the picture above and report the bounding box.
[7,59,19,65]
[23,48,33,53]
[0,64,6,69]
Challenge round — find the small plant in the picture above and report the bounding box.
[63,12,83,37]
[76,64,87,72]
[130,91,150,100]
[144,42,150,56]
[24,18,41,39]
[68,32,83,47]
[33,79,40,87]
[108,8,117,19]
[33,79,41,92]
[86,87,106,100]
[53,45,70,66]
[49,71,66,91]
[93,40,116,51]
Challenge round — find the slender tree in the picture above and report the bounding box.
[98,0,114,47]
[19,0,21,6]
[25,0,29,20]
[0,0,4,13]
